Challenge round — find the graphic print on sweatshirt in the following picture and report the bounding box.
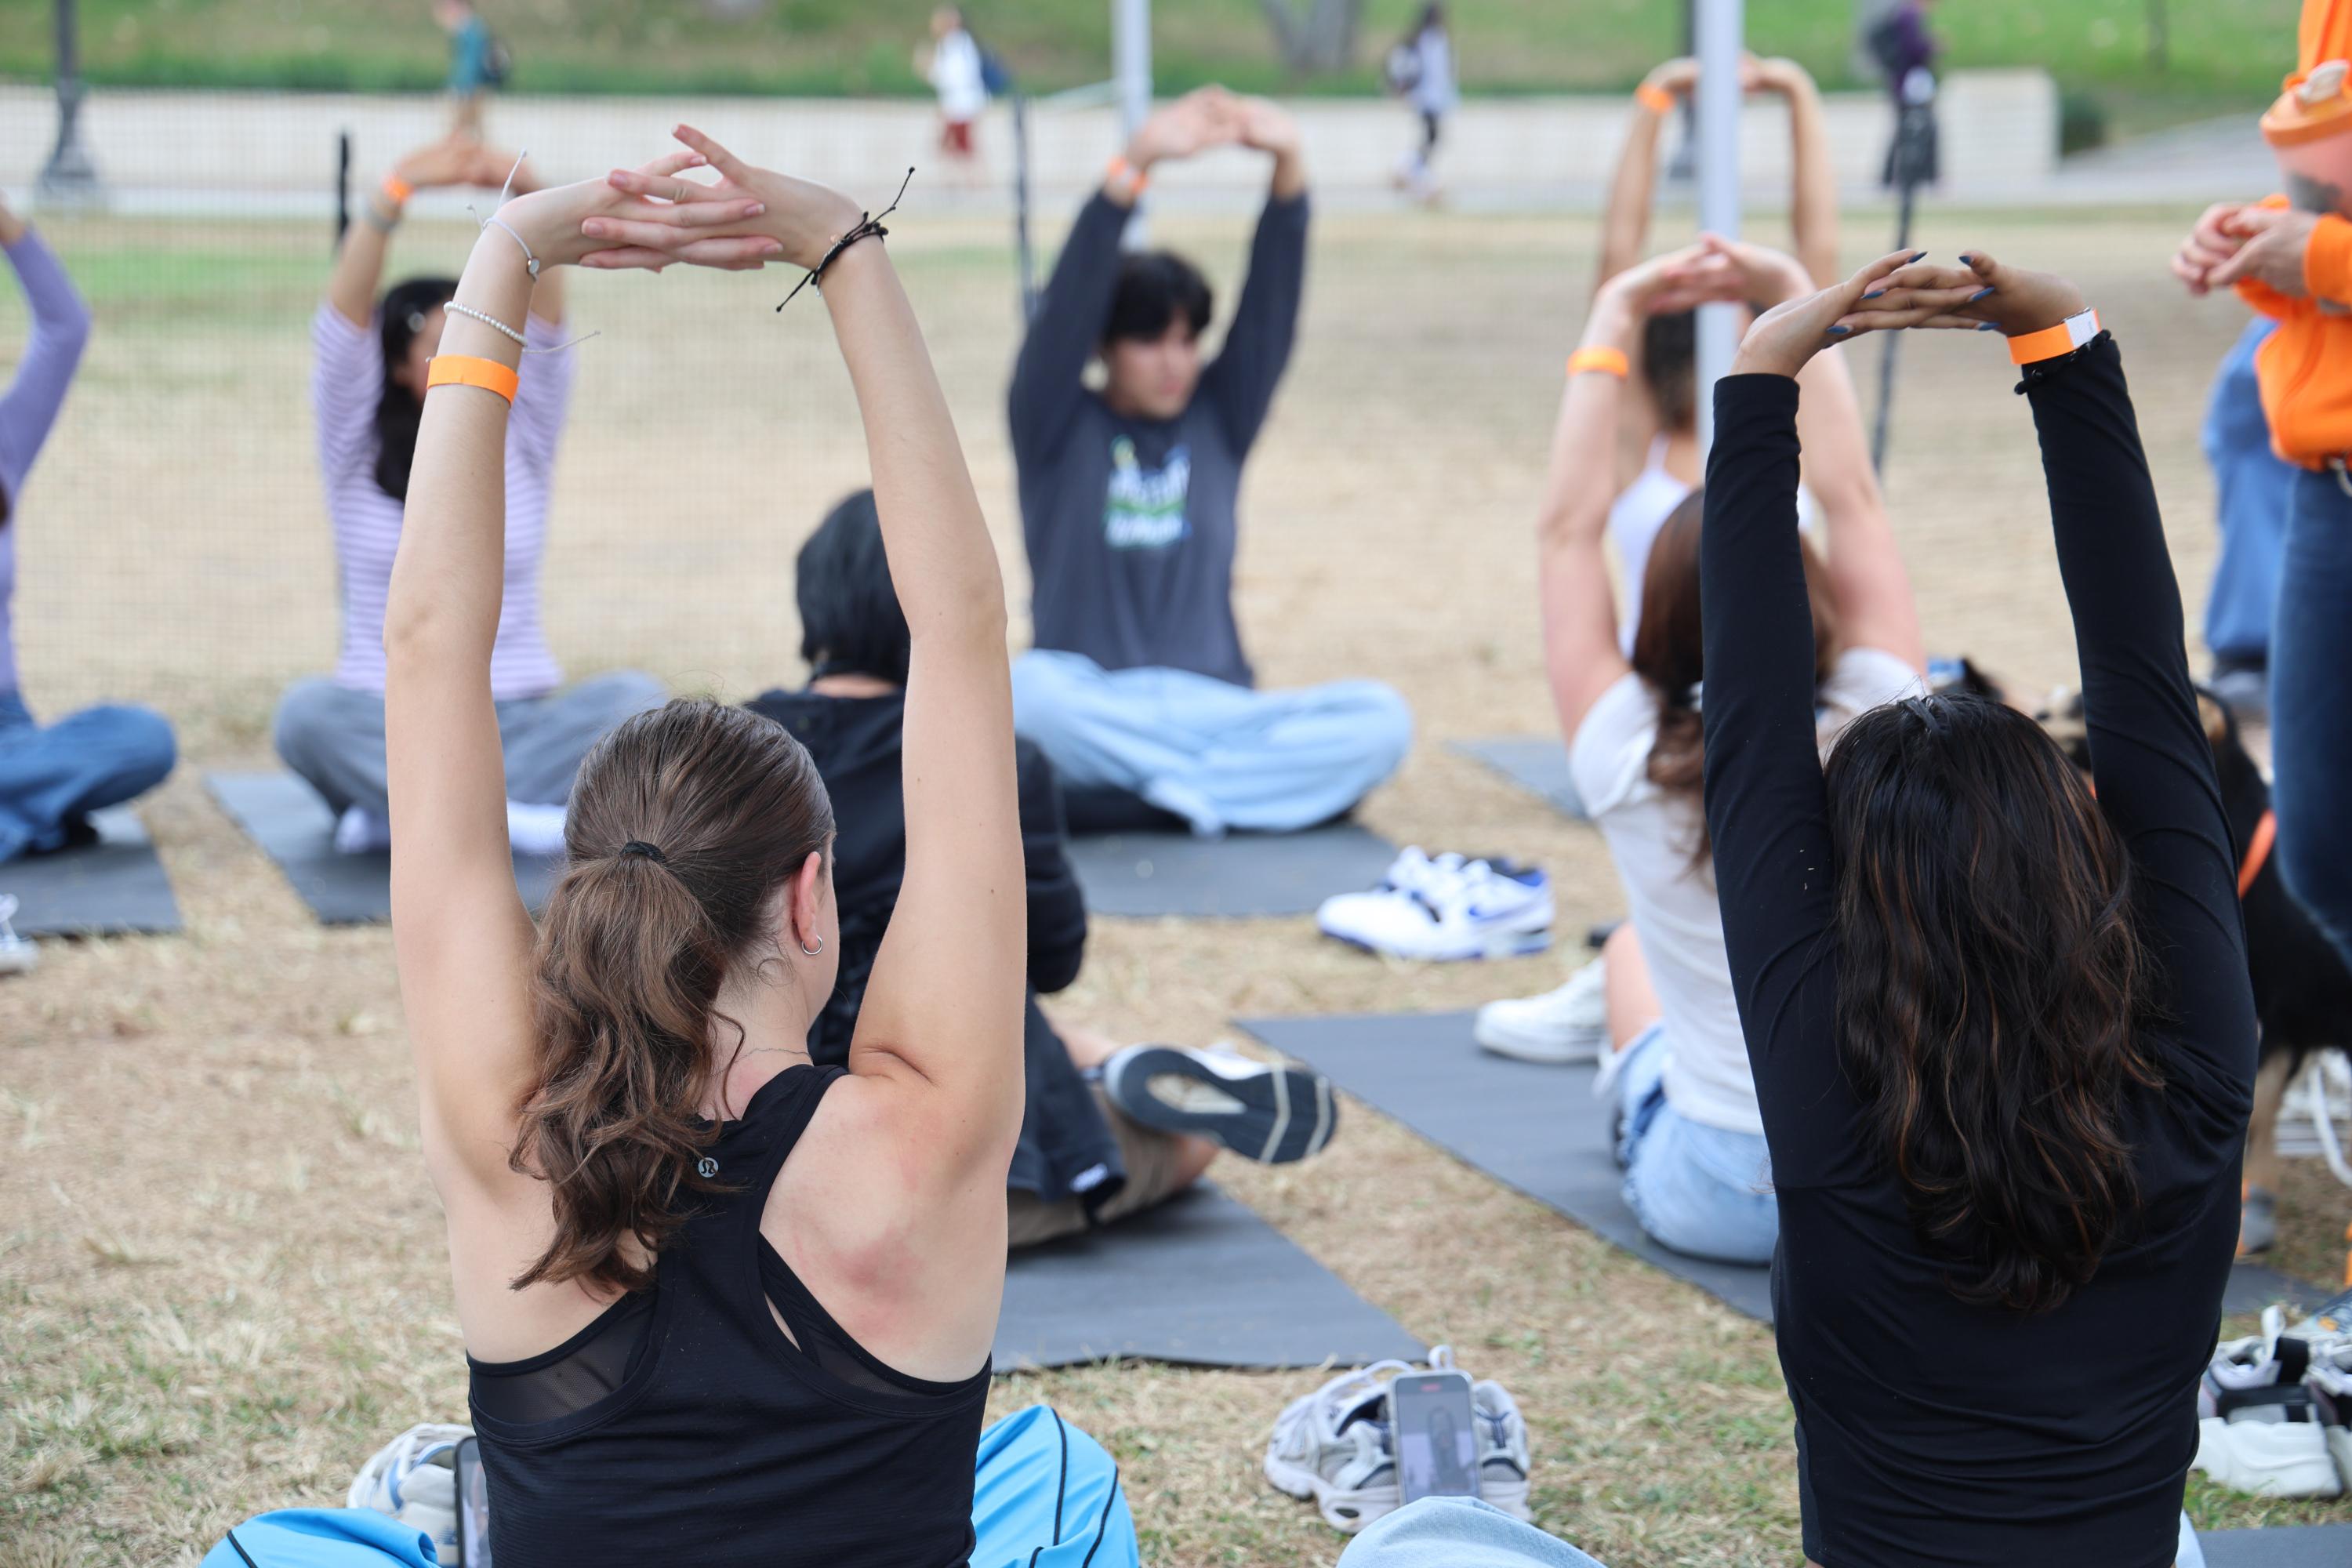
[1102,435,1191,550]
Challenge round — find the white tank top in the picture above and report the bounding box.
[1608,436,1817,655]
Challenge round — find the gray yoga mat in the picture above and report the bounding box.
[0,808,182,935]
[208,771,561,927]
[1239,1010,2333,1325]
[994,1181,1424,1370]
[2199,1523,2352,1568]
[1454,737,1585,821]
[1065,822,1396,920]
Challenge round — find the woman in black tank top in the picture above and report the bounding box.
[370,132,1137,1566]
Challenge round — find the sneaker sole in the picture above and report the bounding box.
[1263,1452,1399,1534]
[1472,1014,1606,1064]
[1316,923,1555,963]
[2197,1416,2345,1497]
[1107,1047,1337,1164]
[1479,1474,1533,1521]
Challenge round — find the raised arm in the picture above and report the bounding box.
[385,154,767,1194]
[1755,58,1838,287]
[1007,89,1241,466]
[1199,96,1309,456]
[0,202,92,517]
[1595,59,1695,294]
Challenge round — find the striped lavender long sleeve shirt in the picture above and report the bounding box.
[0,230,94,697]
[311,302,575,699]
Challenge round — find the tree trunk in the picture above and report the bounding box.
[1258,0,1364,76]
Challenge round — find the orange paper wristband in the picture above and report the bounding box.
[381,174,415,206]
[1635,84,1676,114]
[426,354,519,405]
[1567,346,1631,379]
[1105,156,1149,196]
[2005,308,2101,366]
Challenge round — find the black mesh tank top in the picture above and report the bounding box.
[466,1064,990,1567]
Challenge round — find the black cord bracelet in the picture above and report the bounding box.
[778,167,916,313]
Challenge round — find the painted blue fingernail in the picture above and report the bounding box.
[1826,325,1852,336]
[1976,321,1999,332]
[1911,251,1928,263]
[1969,286,1994,302]
[1958,252,1976,264]
[1862,289,1885,299]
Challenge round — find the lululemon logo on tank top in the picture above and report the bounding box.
[697,1156,718,1178]
[1102,436,1192,550]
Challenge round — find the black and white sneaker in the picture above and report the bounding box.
[2196,1307,2346,1498]
[1102,1044,1338,1164]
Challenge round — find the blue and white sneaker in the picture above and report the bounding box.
[0,895,37,978]
[1316,848,1553,961]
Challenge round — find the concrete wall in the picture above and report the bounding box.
[0,72,2058,215]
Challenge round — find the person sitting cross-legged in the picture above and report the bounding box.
[749,489,1339,1248]
[1007,86,1411,836]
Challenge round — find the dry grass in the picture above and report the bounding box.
[4,205,2350,1563]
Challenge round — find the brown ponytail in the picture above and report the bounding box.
[1630,488,1842,864]
[511,699,834,1294]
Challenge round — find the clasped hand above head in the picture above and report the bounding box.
[1577,234,1811,354]
[475,125,869,279]
[1728,248,2086,379]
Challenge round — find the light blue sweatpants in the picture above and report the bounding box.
[1011,648,1412,836]
[1338,1497,1606,1566]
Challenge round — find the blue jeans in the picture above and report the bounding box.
[2200,319,2296,665]
[1338,1497,1606,1566]
[1614,1025,1779,1265]
[2270,465,2352,968]
[0,689,176,864]
[1011,649,1412,836]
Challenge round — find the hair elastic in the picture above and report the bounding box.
[1635,83,1676,114]
[618,840,667,864]
[1567,346,1631,379]
[425,354,520,405]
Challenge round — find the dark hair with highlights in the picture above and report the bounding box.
[511,699,837,1294]
[1823,692,2161,1315]
[1642,308,1697,434]
[373,275,459,501]
[1104,250,1214,347]
[1632,488,1839,862]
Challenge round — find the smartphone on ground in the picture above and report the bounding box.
[1390,1369,1479,1505]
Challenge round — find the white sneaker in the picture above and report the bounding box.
[0,894,37,977]
[347,1422,472,1562]
[1264,1359,1410,1533]
[1475,957,1606,1064]
[2194,1309,2344,1498]
[1470,1368,1534,1521]
[506,799,568,858]
[332,806,393,855]
[1317,848,1552,961]
[2305,1330,2352,1488]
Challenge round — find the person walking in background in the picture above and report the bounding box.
[2198,318,2296,721]
[1007,86,1411,837]
[916,6,989,174]
[1386,5,1455,202]
[275,135,662,858]
[0,194,176,873]
[434,0,499,140]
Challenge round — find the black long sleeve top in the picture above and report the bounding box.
[1697,339,2257,1566]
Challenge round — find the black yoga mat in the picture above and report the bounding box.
[1238,1010,2334,1325]
[1065,822,1397,920]
[2199,1524,2352,1568]
[994,1181,1424,1370]
[0,808,182,936]
[1453,737,1585,821]
[207,771,561,927]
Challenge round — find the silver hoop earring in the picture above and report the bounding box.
[800,935,825,957]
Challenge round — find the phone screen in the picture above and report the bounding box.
[456,1436,492,1567]
[1389,1370,1479,1505]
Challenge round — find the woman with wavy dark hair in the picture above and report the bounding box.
[1504,234,1924,1268]
[365,130,1138,1566]
[274,133,661,859]
[1700,252,2256,1566]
